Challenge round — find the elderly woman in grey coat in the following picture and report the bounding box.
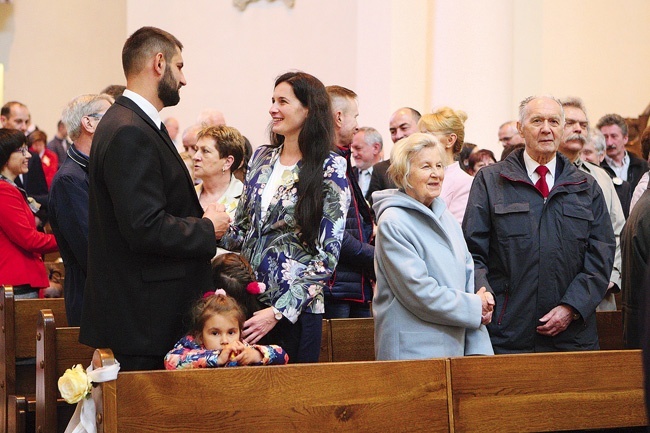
[372,133,494,360]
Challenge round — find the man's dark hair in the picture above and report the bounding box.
[1,101,26,119]
[596,113,628,137]
[122,27,183,77]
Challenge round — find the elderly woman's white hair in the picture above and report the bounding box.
[387,132,446,190]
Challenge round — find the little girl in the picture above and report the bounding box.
[164,291,288,369]
[211,253,266,319]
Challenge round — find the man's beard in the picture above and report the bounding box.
[158,66,181,107]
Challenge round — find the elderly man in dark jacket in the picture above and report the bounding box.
[463,96,615,354]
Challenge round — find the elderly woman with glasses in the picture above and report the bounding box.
[0,128,58,298]
[371,133,493,360]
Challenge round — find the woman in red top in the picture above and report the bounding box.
[0,129,58,298]
[27,130,58,188]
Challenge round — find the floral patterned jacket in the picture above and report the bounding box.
[164,334,289,370]
[219,145,350,323]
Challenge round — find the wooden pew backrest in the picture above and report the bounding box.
[596,310,624,350]
[94,350,450,433]
[449,350,647,432]
[318,318,332,362]
[329,317,374,362]
[0,286,67,433]
[36,309,94,433]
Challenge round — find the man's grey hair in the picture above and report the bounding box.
[518,95,565,125]
[62,93,114,141]
[561,97,588,120]
[587,128,606,155]
[357,126,383,151]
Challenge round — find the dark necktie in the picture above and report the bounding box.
[535,165,549,198]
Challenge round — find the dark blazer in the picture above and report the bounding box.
[15,151,49,222]
[367,160,396,205]
[621,188,650,348]
[47,137,68,168]
[80,95,216,360]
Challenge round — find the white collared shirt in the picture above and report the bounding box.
[604,151,630,181]
[358,166,373,197]
[122,89,162,129]
[523,150,556,192]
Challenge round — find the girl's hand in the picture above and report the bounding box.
[242,307,279,344]
[217,345,235,366]
[233,346,264,365]
[217,340,246,366]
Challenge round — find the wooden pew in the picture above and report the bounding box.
[328,318,374,362]
[35,309,94,433]
[0,286,67,433]
[596,310,624,350]
[323,312,623,361]
[448,350,647,432]
[92,349,451,433]
[318,319,332,362]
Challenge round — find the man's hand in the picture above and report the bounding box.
[203,203,230,239]
[536,305,575,336]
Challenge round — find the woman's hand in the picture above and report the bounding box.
[242,307,279,345]
[477,286,495,325]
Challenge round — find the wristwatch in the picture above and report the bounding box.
[271,306,283,321]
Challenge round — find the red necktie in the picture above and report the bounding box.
[535,165,549,198]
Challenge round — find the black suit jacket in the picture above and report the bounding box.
[80,96,216,358]
[15,151,49,221]
[366,160,396,205]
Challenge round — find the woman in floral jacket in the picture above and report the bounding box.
[219,72,350,363]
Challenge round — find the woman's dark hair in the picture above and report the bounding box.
[270,71,335,249]
[500,142,525,161]
[459,142,477,172]
[0,128,27,168]
[211,253,264,319]
[468,149,497,174]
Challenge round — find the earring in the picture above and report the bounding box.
[222,167,225,174]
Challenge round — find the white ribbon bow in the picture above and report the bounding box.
[64,361,121,433]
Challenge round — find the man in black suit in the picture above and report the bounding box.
[80,27,230,371]
[1,101,49,225]
[367,107,421,204]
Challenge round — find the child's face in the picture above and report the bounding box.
[201,313,241,350]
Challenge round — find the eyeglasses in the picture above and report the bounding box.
[13,145,29,156]
[87,113,104,121]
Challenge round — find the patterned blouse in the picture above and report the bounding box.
[164,334,289,369]
[219,144,350,323]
